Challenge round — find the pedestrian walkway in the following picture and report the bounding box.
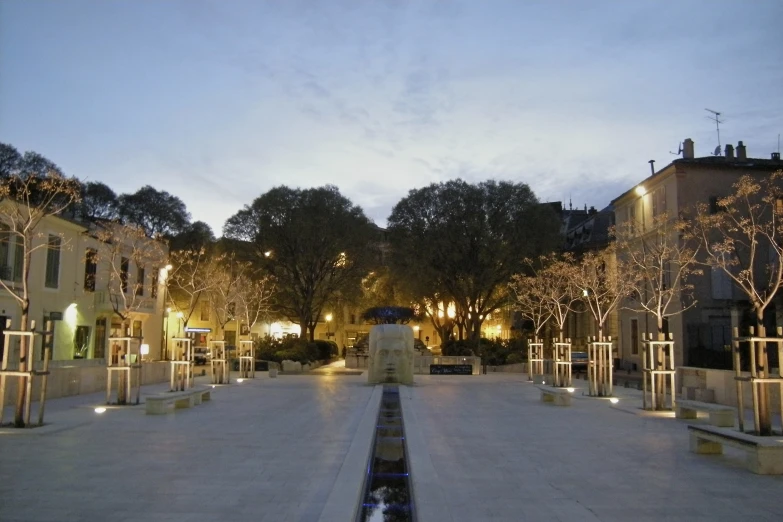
[1,372,781,521]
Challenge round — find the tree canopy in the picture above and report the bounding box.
[387,179,561,340]
[119,185,191,238]
[79,181,120,221]
[223,185,378,341]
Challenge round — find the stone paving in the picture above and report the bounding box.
[1,367,782,521]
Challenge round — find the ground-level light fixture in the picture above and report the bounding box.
[94,407,107,414]
[609,397,619,404]
[566,387,575,393]
[237,378,244,383]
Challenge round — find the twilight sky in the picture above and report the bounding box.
[1,0,782,235]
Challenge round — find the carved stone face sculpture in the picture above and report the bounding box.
[368,324,414,385]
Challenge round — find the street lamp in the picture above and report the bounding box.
[325,313,332,338]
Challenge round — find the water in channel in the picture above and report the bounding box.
[357,385,415,522]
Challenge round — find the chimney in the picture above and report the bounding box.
[724,144,734,159]
[737,141,747,160]
[683,138,694,159]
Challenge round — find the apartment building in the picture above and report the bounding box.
[612,138,783,369]
[0,208,168,363]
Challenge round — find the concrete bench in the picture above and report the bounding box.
[536,385,571,406]
[688,425,783,475]
[145,388,212,415]
[676,400,734,427]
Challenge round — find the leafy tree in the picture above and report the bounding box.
[0,143,22,177]
[691,170,783,435]
[0,159,81,427]
[223,185,378,341]
[387,179,561,340]
[78,181,120,221]
[361,306,417,324]
[169,221,215,252]
[118,185,191,238]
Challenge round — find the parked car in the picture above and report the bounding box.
[571,351,589,373]
[193,347,210,365]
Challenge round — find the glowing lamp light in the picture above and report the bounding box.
[635,185,646,197]
[325,313,332,322]
[94,407,107,414]
[140,344,150,356]
[566,387,575,393]
[211,385,216,389]
[237,378,244,383]
[609,397,619,404]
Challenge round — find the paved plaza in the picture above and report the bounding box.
[1,366,782,522]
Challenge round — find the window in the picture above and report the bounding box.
[74,325,90,359]
[132,320,142,338]
[44,235,61,289]
[200,300,210,321]
[0,225,9,280]
[627,205,636,234]
[13,235,23,282]
[84,249,97,291]
[94,318,107,359]
[711,266,732,299]
[651,186,666,218]
[136,265,145,296]
[630,318,639,355]
[151,267,158,298]
[120,257,129,293]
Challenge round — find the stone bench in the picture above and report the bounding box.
[145,388,212,415]
[536,385,571,406]
[676,400,734,427]
[688,425,783,475]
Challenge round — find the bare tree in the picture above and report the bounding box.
[91,222,167,327]
[510,265,554,341]
[0,169,81,427]
[538,253,581,341]
[615,212,702,337]
[234,271,276,337]
[573,247,633,341]
[166,248,224,331]
[691,170,783,435]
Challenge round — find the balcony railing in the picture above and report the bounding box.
[94,290,157,313]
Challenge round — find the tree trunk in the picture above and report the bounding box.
[14,305,29,427]
[756,312,771,436]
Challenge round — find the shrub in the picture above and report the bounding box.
[506,352,525,365]
[256,335,336,364]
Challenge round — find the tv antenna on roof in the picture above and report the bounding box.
[705,108,724,155]
[669,142,683,155]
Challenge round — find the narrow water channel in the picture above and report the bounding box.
[357,385,415,522]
